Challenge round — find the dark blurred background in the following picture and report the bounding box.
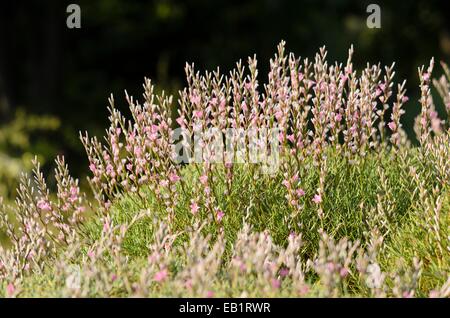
[0,0,449,196]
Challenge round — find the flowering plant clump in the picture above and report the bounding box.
[0,41,449,298]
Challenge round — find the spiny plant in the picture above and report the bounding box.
[0,41,449,298]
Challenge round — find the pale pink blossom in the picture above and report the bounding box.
[176,116,185,126]
[190,93,201,105]
[280,268,290,277]
[388,121,397,131]
[199,175,208,185]
[241,101,248,112]
[429,290,440,298]
[298,285,310,296]
[6,283,15,297]
[193,110,204,119]
[375,88,382,96]
[275,111,283,120]
[271,278,281,289]
[190,201,200,215]
[216,210,225,222]
[160,179,169,187]
[210,97,218,106]
[169,173,180,183]
[154,269,168,282]
[89,163,97,174]
[312,194,322,204]
[37,199,51,211]
[69,186,78,203]
[402,291,413,298]
[326,262,335,272]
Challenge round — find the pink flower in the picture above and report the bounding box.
[280,268,290,277]
[216,210,225,222]
[312,194,322,204]
[275,111,283,120]
[199,175,208,185]
[219,98,227,111]
[388,121,397,131]
[169,173,180,183]
[402,95,409,103]
[184,279,193,290]
[429,290,440,298]
[420,116,427,126]
[37,199,51,211]
[193,110,203,119]
[190,201,200,215]
[241,101,248,112]
[296,188,305,197]
[345,65,352,74]
[375,88,382,96]
[176,116,185,126]
[271,278,281,289]
[6,283,15,297]
[281,179,290,188]
[134,146,142,157]
[154,269,168,283]
[403,291,413,298]
[106,163,115,177]
[206,290,214,298]
[298,285,310,296]
[160,179,169,187]
[210,97,218,106]
[149,132,158,141]
[423,72,430,81]
[326,262,335,272]
[69,186,78,203]
[335,113,342,122]
[89,163,97,174]
[340,267,349,278]
[287,134,295,143]
[190,93,201,105]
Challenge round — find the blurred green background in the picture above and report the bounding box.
[0,0,449,197]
